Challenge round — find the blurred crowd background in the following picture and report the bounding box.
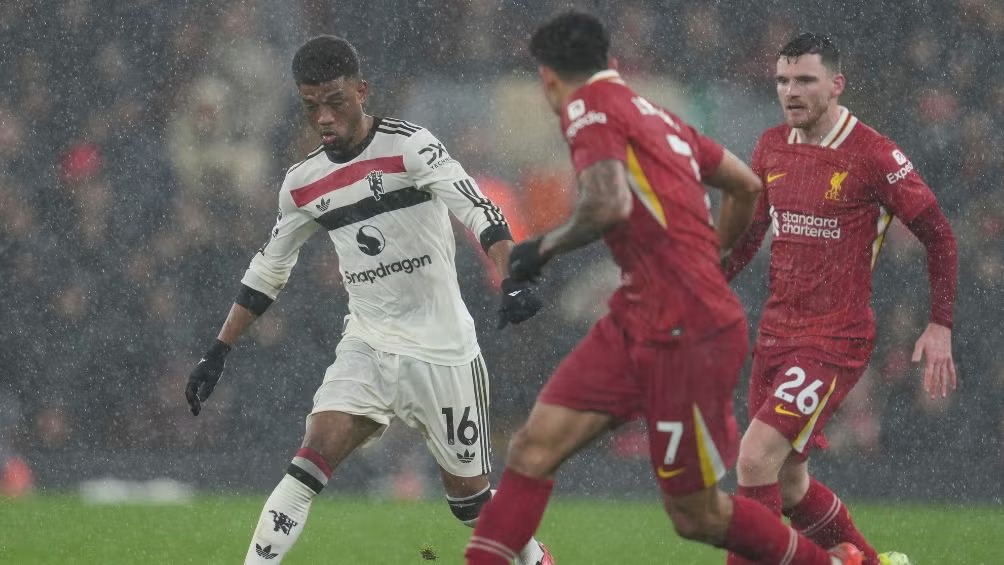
[1,0,1001,501]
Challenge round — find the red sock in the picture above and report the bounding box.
[466,468,554,565]
[786,478,878,563]
[724,495,833,564]
[727,484,782,565]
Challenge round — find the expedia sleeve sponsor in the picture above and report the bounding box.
[885,160,914,185]
[343,255,433,285]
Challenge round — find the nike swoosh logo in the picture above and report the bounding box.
[774,403,800,417]
[656,466,685,479]
[507,291,521,297]
[767,172,787,183]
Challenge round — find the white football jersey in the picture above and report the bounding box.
[242,117,510,365]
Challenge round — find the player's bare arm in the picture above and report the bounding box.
[904,204,959,398]
[485,239,515,279]
[720,193,770,279]
[508,160,630,283]
[540,159,632,260]
[215,302,260,346]
[185,293,267,416]
[704,149,762,254]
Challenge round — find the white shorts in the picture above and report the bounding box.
[311,337,492,477]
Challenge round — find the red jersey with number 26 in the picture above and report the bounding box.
[559,71,744,342]
[750,107,938,352]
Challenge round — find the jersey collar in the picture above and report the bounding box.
[586,69,625,85]
[787,106,858,149]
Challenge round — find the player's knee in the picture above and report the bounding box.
[663,491,730,545]
[505,428,556,479]
[778,466,810,509]
[735,449,767,481]
[735,440,786,483]
[447,486,492,527]
[666,508,717,544]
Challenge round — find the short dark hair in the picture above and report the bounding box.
[779,33,841,73]
[529,11,609,79]
[292,35,361,85]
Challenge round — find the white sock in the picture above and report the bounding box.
[244,474,318,563]
[515,537,546,565]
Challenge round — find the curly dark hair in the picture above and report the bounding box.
[292,35,361,85]
[529,11,609,80]
[779,33,841,73]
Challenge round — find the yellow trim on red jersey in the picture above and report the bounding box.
[626,144,668,228]
[871,207,894,269]
[792,377,838,453]
[693,404,727,488]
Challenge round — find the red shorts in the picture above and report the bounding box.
[748,341,872,459]
[539,316,748,496]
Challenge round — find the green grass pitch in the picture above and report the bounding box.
[1,495,998,563]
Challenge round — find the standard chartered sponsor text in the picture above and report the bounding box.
[780,211,841,239]
[343,255,433,284]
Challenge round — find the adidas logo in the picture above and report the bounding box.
[315,197,331,212]
[456,449,475,463]
[255,544,278,559]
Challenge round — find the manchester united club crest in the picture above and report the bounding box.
[367,170,385,201]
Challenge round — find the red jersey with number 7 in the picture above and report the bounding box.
[748,107,938,352]
[558,71,744,342]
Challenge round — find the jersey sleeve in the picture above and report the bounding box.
[241,179,320,299]
[564,94,629,173]
[868,139,938,223]
[722,134,771,280]
[749,133,768,178]
[684,123,725,181]
[403,128,512,250]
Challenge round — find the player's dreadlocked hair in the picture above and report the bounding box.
[529,11,609,80]
[292,35,361,85]
[779,33,841,73]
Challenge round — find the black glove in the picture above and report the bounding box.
[508,238,546,283]
[497,278,544,329]
[185,339,232,416]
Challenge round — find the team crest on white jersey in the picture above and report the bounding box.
[367,170,385,200]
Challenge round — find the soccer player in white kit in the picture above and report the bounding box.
[184,36,552,565]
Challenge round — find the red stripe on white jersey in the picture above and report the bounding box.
[290,155,406,207]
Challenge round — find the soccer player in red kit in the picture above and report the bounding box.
[723,34,958,565]
[467,12,862,565]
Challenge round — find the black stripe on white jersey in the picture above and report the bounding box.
[381,117,420,132]
[453,178,505,226]
[314,186,432,231]
[375,126,416,138]
[287,145,325,174]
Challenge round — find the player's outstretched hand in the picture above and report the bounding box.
[497,278,544,329]
[911,322,957,399]
[508,238,546,283]
[185,339,232,416]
